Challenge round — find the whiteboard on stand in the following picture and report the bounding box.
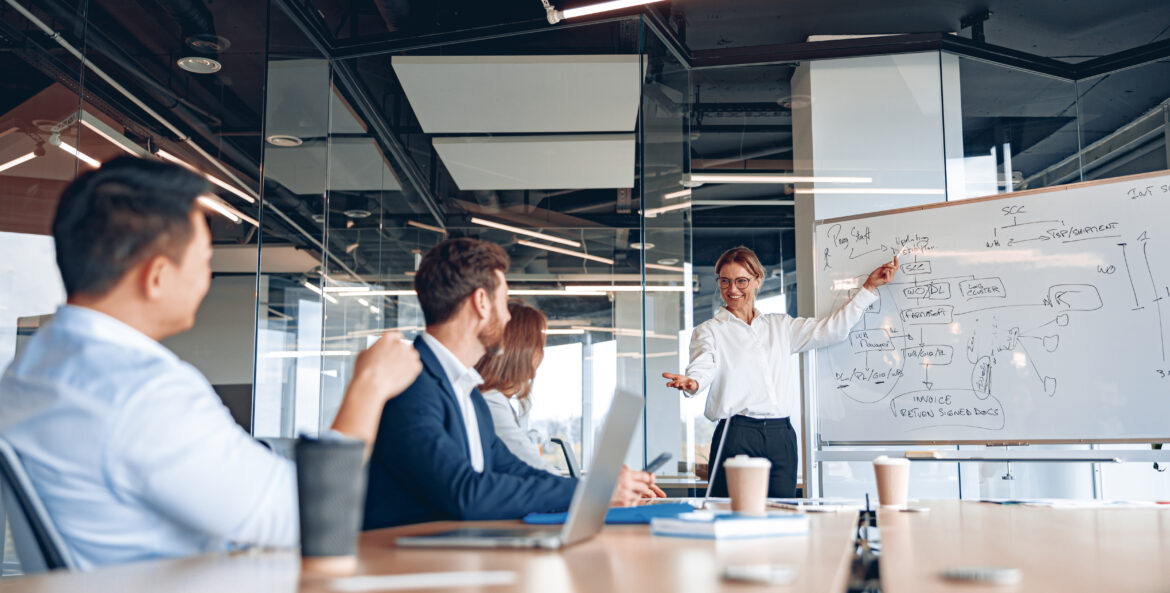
[812,170,1170,444]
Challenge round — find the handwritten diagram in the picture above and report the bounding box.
[814,174,1170,443]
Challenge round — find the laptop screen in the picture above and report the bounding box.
[559,390,644,545]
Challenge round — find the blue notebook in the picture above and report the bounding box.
[523,502,695,525]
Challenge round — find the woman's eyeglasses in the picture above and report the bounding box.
[716,276,753,289]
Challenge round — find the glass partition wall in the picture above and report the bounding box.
[2,1,1167,512]
[249,18,1170,493]
[254,17,691,473]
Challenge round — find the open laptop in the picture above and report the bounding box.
[395,390,643,550]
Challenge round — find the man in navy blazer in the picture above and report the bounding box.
[363,238,661,530]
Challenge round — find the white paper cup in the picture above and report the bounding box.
[723,455,771,515]
[873,456,911,509]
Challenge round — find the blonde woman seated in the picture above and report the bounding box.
[475,301,559,474]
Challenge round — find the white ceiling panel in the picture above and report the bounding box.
[264,137,401,194]
[392,55,642,133]
[265,60,366,138]
[433,134,634,190]
[211,244,319,274]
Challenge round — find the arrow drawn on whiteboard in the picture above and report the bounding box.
[1141,240,1166,361]
[922,362,933,390]
[1119,243,1143,310]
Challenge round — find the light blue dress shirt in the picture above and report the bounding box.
[0,306,297,570]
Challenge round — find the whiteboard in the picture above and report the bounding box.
[812,170,1170,444]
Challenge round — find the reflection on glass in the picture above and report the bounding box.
[947,54,1080,198]
[1075,58,1170,183]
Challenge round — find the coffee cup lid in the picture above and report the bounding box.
[723,455,771,469]
[873,455,910,466]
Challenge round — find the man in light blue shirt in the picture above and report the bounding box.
[0,157,421,570]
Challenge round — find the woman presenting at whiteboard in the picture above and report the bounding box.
[664,246,898,497]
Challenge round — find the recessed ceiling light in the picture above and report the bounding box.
[185,34,231,53]
[657,258,679,265]
[344,209,372,219]
[177,57,222,74]
[266,134,303,147]
[629,242,655,250]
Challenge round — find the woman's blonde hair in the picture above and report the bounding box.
[714,246,764,280]
[476,300,547,411]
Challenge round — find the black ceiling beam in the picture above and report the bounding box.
[691,32,1170,82]
[331,13,631,60]
[940,34,1074,79]
[691,33,1077,79]
[692,33,952,70]
[1074,37,1170,79]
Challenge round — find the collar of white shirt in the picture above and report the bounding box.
[713,306,762,325]
[420,332,485,472]
[420,333,483,396]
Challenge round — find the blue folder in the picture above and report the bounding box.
[523,502,696,525]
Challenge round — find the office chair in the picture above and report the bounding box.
[256,437,297,461]
[0,439,76,573]
[549,437,580,478]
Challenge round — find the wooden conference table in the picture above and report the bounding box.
[0,512,859,593]
[878,500,1170,593]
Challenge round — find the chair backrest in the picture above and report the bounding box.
[0,439,75,573]
[256,436,297,461]
[549,437,580,478]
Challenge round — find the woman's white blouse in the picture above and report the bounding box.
[480,389,559,474]
[684,289,879,421]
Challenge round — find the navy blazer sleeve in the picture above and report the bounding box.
[364,356,577,529]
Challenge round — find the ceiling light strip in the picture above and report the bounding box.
[197,195,259,227]
[56,142,101,168]
[0,152,37,173]
[508,289,607,296]
[338,288,609,297]
[688,173,872,184]
[793,188,945,195]
[265,350,353,358]
[157,149,256,204]
[302,281,339,304]
[644,262,686,272]
[79,112,147,156]
[407,220,448,235]
[560,0,665,20]
[345,290,416,297]
[643,202,691,218]
[565,285,689,292]
[471,217,580,248]
[544,329,586,335]
[516,239,613,265]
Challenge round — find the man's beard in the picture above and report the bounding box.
[477,305,506,353]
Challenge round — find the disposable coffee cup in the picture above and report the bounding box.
[873,455,911,509]
[296,433,367,575]
[723,455,771,515]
